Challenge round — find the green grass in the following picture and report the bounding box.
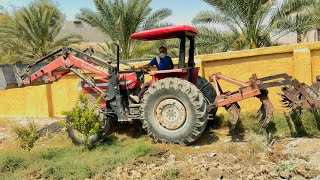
[214,110,320,138]
[291,110,320,137]
[0,133,154,179]
[162,166,180,180]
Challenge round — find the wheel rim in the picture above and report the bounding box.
[155,98,186,130]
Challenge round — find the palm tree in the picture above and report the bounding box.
[77,0,172,60]
[192,0,318,53]
[0,0,82,63]
[272,0,320,43]
[0,10,20,63]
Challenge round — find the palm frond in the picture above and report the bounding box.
[78,0,172,60]
[0,0,82,62]
[142,8,172,30]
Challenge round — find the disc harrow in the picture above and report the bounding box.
[208,72,320,131]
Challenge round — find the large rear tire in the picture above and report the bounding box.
[196,76,217,118]
[140,78,208,145]
[196,76,216,104]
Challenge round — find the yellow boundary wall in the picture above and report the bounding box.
[1,42,320,117]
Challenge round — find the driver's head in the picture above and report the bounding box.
[159,47,167,55]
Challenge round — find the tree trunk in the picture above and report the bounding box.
[317,29,320,42]
[297,32,302,43]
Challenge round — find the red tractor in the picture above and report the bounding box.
[1,25,319,146]
[0,25,217,145]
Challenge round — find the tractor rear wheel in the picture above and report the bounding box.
[66,111,111,146]
[140,78,208,145]
[196,76,216,104]
[196,76,217,118]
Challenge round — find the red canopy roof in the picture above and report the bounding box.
[130,25,198,41]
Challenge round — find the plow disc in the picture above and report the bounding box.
[225,102,240,133]
[280,81,320,114]
[209,72,320,131]
[256,90,274,128]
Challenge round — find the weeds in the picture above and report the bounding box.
[163,166,179,180]
[299,111,320,136]
[274,152,299,173]
[127,140,153,158]
[215,110,320,139]
[242,130,269,163]
[0,133,154,179]
[0,156,23,174]
[290,110,320,137]
[12,119,40,151]
[40,149,62,160]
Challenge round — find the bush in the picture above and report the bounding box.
[62,92,103,148]
[300,111,320,136]
[12,120,40,151]
[0,156,23,174]
[245,130,268,150]
[290,110,320,136]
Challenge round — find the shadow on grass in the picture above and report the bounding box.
[111,120,146,139]
[38,122,63,135]
[288,112,308,137]
[193,129,219,146]
[206,115,245,142]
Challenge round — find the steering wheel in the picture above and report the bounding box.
[138,66,150,74]
[137,66,150,82]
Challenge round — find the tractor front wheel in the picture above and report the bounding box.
[66,111,112,146]
[140,78,208,145]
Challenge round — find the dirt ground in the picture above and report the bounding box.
[0,118,320,180]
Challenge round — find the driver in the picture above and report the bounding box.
[143,46,174,70]
[130,46,174,103]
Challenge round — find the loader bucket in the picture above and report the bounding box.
[0,63,50,90]
[0,64,20,90]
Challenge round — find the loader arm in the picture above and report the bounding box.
[1,47,113,94]
[0,47,133,122]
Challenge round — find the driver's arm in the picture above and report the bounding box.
[144,64,151,68]
[141,58,156,69]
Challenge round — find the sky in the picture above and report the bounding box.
[0,0,212,25]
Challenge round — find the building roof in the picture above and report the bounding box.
[56,21,107,43]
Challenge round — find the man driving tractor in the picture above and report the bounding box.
[144,46,174,70]
[130,46,174,103]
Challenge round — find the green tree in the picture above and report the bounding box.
[0,0,82,63]
[77,0,172,60]
[192,0,318,54]
[0,11,20,63]
[274,0,320,43]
